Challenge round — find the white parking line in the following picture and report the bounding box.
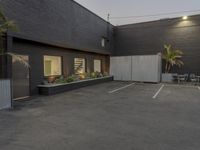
[152,84,165,99]
[108,83,135,94]
[198,87,200,90]
[165,84,197,89]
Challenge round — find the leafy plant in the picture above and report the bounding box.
[0,9,29,68]
[162,44,184,73]
[54,76,66,84]
[90,72,98,78]
[0,10,16,34]
[84,72,91,79]
[90,72,103,78]
[66,75,77,83]
[52,71,107,84]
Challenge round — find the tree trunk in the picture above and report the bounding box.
[165,62,168,73]
[167,64,171,73]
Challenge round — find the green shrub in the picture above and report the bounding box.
[90,72,103,78]
[54,76,66,84]
[90,72,98,78]
[53,72,107,84]
[66,75,77,83]
[84,72,91,79]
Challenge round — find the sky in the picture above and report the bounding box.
[75,0,200,25]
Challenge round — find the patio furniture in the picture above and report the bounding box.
[172,74,178,82]
[177,74,188,84]
[196,75,200,85]
[190,74,198,84]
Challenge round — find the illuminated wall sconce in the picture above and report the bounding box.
[182,16,188,20]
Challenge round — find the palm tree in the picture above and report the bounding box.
[0,9,29,68]
[162,44,184,73]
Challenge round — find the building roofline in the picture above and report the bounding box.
[7,32,111,55]
[116,14,200,27]
[71,0,114,27]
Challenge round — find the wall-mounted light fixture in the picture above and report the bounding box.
[182,16,188,20]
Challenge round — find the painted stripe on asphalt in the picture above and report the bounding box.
[165,84,197,89]
[198,87,200,90]
[152,84,165,99]
[108,83,135,94]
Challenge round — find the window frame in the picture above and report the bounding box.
[43,55,63,77]
[74,58,86,74]
[94,59,102,73]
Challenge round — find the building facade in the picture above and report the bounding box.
[114,15,200,74]
[0,0,113,98]
[1,0,200,99]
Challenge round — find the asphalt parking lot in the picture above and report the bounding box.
[0,81,200,150]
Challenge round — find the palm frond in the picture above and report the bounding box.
[6,52,30,68]
[0,9,17,34]
[0,51,29,68]
[0,9,6,22]
[162,44,184,72]
[175,59,184,68]
[0,10,28,69]
[0,20,16,29]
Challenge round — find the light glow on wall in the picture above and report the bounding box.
[182,16,188,20]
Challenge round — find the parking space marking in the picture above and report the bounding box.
[198,87,200,90]
[108,83,135,94]
[152,84,165,99]
[165,84,197,89]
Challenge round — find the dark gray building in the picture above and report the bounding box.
[0,0,200,99]
[0,0,113,99]
[114,15,200,74]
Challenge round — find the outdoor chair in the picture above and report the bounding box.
[172,74,178,82]
[190,74,197,82]
[195,74,200,85]
[178,74,188,84]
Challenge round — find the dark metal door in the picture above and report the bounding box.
[12,55,30,100]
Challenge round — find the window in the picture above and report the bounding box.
[74,58,86,74]
[44,55,62,76]
[94,59,101,72]
[101,38,106,47]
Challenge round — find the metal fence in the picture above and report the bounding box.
[0,79,11,110]
[110,54,162,83]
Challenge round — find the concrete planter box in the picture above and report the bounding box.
[38,76,113,95]
[162,73,176,82]
[0,79,12,110]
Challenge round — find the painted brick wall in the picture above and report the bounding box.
[114,15,200,74]
[12,38,110,95]
[0,0,114,54]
